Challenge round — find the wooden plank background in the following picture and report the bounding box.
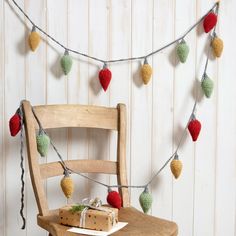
[0,0,236,236]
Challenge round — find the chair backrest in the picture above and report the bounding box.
[22,100,130,216]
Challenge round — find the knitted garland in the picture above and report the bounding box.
[9,1,223,228]
[11,0,221,92]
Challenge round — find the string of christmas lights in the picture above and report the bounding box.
[8,1,224,229]
[10,36,219,227]
[11,0,220,91]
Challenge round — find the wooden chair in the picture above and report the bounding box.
[22,100,178,236]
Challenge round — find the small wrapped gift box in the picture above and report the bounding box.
[59,204,118,232]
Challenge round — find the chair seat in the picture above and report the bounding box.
[37,207,178,236]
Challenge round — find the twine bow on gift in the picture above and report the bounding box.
[77,197,116,229]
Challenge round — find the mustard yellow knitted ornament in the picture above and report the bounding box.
[170,154,182,179]
[28,26,41,52]
[60,170,74,199]
[211,34,223,58]
[141,58,152,85]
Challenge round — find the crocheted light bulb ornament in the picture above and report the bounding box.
[99,64,112,91]
[170,155,182,179]
[188,116,201,142]
[211,36,223,58]
[60,50,73,75]
[139,187,153,214]
[141,58,152,85]
[201,74,214,98]
[60,172,74,199]
[176,39,189,63]
[28,26,41,52]
[36,131,50,157]
[106,189,122,209]
[9,113,21,136]
[203,12,217,33]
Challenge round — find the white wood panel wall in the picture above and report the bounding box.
[0,0,236,236]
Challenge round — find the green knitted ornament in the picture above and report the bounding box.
[176,39,189,63]
[201,74,214,98]
[36,130,50,157]
[60,50,73,75]
[139,187,153,214]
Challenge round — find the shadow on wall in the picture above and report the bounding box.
[89,65,103,95]
[133,61,143,88]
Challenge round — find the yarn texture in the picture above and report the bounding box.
[211,36,223,58]
[106,190,122,209]
[28,31,41,51]
[60,174,74,199]
[9,113,21,136]
[36,132,50,157]
[188,118,201,142]
[201,74,214,98]
[141,59,152,84]
[176,40,189,63]
[99,66,112,91]
[170,158,182,179]
[139,188,152,214]
[60,52,73,75]
[203,12,217,33]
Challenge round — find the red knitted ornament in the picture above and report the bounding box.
[203,12,217,33]
[9,113,21,136]
[188,118,201,142]
[99,66,112,91]
[107,190,122,209]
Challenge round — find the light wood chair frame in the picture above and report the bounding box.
[22,100,178,236]
[22,100,130,217]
